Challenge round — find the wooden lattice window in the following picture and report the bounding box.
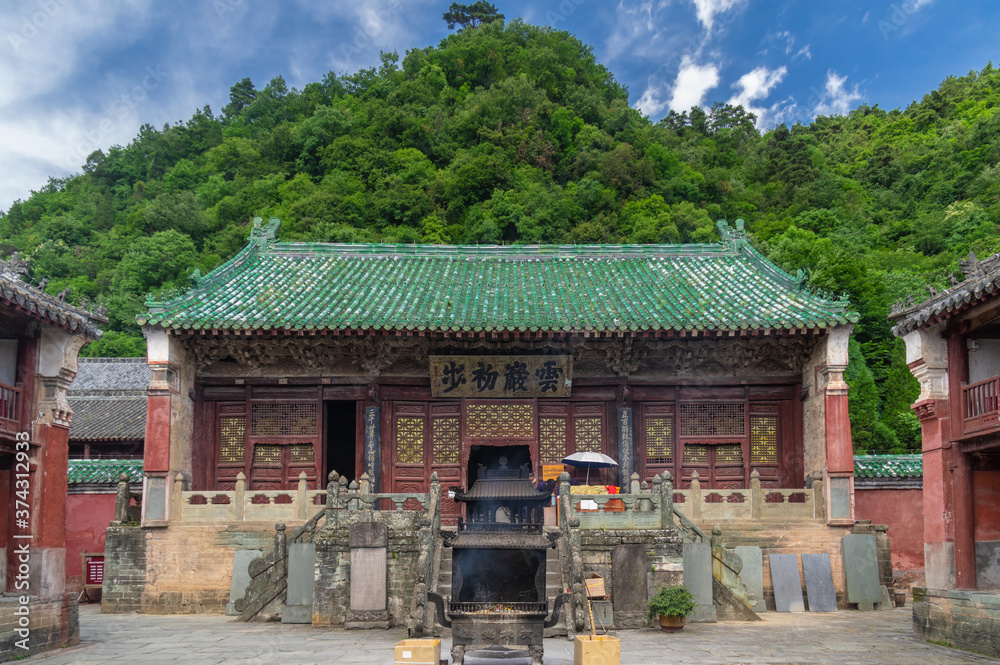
[645,417,673,464]
[679,403,745,437]
[432,417,460,464]
[574,417,602,453]
[253,443,282,464]
[466,402,533,438]
[289,443,314,464]
[218,416,246,464]
[250,403,317,437]
[716,443,744,465]
[396,417,425,464]
[683,444,708,464]
[750,415,778,464]
[539,417,567,464]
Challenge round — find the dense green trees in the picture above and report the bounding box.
[2,21,997,452]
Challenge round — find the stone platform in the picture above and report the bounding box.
[29,604,1000,665]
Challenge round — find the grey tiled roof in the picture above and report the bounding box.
[890,251,1000,336]
[68,358,150,441]
[71,357,151,392]
[0,266,106,338]
[68,396,146,441]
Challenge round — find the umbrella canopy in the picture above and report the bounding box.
[561,451,618,485]
[561,451,618,468]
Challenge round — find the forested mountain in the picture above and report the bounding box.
[4,19,999,453]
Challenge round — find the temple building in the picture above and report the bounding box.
[114,217,865,617]
[890,251,1000,657]
[0,255,105,658]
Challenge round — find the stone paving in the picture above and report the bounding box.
[30,604,1000,665]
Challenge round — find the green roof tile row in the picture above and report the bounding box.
[853,455,922,479]
[139,219,858,333]
[68,459,143,485]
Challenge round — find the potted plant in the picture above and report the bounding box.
[646,584,697,632]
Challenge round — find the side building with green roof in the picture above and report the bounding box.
[128,216,861,617]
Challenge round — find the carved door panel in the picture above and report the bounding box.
[214,402,248,490]
[247,401,321,490]
[639,403,674,484]
[430,403,462,525]
[392,403,429,510]
[677,401,747,489]
[749,403,782,488]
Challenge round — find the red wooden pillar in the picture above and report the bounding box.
[915,397,959,589]
[946,327,977,589]
[33,422,69,595]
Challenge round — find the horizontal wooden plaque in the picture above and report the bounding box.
[429,355,572,398]
[541,464,565,481]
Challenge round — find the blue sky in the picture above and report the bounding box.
[1,0,997,211]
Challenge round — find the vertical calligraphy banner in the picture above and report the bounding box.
[618,407,633,491]
[365,406,380,492]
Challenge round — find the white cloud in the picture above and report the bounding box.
[690,0,742,32]
[727,65,788,126]
[634,55,722,118]
[813,71,863,117]
[793,45,812,61]
[670,55,721,112]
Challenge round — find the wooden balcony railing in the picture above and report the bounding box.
[0,381,21,437]
[962,375,1000,435]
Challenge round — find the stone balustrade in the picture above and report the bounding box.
[172,471,434,526]
[566,470,824,529]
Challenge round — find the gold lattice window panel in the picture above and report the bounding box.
[574,417,602,453]
[218,416,246,464]
[289,443,314,464]
[250,403,317,437]
[645,417,673,465]
[432,417,460,464]
[679,403,745,437]
[750,415,778,464]
[683,444,708,464]
[716,443,744,465]
[465,403,533,438]
[253,443,282,464]
[396,417,425,464]
[539,417,567,464]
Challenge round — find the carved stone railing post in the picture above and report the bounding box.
[348,479,360,511]
[274,523,287,580]
[114,473,132,524]
[750,470,762,520]
[690,471,702,521]
[296,472,308,520]
[659,472,674,528]
[234,472,246,521]
[326,470,340,527]
[359,472,371,495]
[629,472,640,494]
[172,473,184,522]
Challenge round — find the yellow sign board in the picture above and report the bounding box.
[542,464,565,481]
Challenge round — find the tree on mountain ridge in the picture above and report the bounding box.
[443,2,504,31]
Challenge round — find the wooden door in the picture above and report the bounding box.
[391,403,429,509]
[430,402,462,525]
[246,401,321,490]
[677,401,747,489]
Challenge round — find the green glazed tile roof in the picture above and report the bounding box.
[853,455,922,479]
[139,218,858,334]
[67,459,143,485]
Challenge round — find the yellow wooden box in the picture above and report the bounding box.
[574,635,620,665]
[394,638,440,665]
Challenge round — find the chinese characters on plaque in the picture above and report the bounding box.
[429,356,572,398]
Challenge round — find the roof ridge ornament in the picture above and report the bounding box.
[250,216,281,251]
[716,218,747,252]
[959,250,986,280]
